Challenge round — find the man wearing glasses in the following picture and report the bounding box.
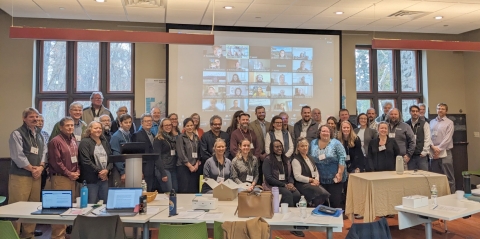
[82,92,114,124]
[200,115,230,163]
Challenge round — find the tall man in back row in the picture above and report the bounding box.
[9,108,47,239]
[430,103,455,193]
[82,92,114,124]
[293,106,318,144]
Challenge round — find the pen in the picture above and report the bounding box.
[432,205,438,210]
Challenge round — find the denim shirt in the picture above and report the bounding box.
[309,138,347,184]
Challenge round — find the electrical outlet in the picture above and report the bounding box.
[474,132,480,138]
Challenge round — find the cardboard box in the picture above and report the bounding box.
[204,179,250,201]
[402,195,429,208]
[192,196,218,210]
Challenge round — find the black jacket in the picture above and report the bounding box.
[152,138,177,170]
[367,137,400,172]
[342,136,365,172]
[200,130,231,162]
[78,136,113,184]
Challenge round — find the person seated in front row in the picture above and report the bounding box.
[202,138,232,193]
[263,140,301,207]
[292,138,330,207]
[231,139,259,191]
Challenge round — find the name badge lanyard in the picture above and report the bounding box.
[246,157,254,178]
[92,107,100,117]
[217,158,225,179]
[279,160,286,180]
[389,124,397,135]
[240,130,253,143]
[28,132,39,154]
[188,136,198,159]
[120,129,131,143]
[305,156,317,178]
[166,140,175,154]
[60,135,78,159]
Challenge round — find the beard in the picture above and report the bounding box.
[390,118,399,124]
[104,126,110,131]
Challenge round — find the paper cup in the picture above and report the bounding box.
[456,190,465,200]
[281,203,289,214]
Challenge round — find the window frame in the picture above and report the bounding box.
[356,45,423,115]
[35,40,135,118]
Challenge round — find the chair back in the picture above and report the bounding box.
[70,215,127,239]
[0,221,20,239]
[345,217,392,239]
[213,221,223,239]
[158,221,208,239]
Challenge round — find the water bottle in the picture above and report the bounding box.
[80,180,88,208]
[431,185,438,206]
[298,195,307,218]
[395,156,404,175]
[463,173,472,196]
[169,189,177,216]
[139,195,147,215]
[141,180,147,192]
[272,187,280,213]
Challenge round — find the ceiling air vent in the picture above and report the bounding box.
[387,10,430,20]
[124,0,164,8]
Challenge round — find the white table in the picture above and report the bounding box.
[0,202,162,239]
[395,193,480,239]
[148,194,343,239]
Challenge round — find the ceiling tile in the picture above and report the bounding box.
[329,24,364,31]
[273,14,312,23]
[267,21,302,28]
[245,3,289,14]
[306,16,345,25]
[292,0,339,7]
[238,13,278,22]
[167,0,210,11]
[282,6,328,15]
[234,20,270,27]
[253,0,293,5]
[337,17,375,25]
[126,7,165,23]
[316,7,366,18]
[297,23,334,30]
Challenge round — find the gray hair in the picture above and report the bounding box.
[90,92,104,100]
[140,113,153,122]
[38,114,44,119]
[69,101,83,110]
[366,108,376,113]
[99,114,111,122]
[210,115,223,126]
[382,101,393,108]
[279,111,289,117]
[116,106,128,113]
[22,107,39,119]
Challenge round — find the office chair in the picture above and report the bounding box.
[158,221,208,239]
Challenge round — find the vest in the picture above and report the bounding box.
[406,119,425,155]
[10,124,44,176]
[294,154,315,179]
[268,131,290,154]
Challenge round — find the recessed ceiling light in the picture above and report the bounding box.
[335,11,344,15]
[59,7,65,10]
[224,6,234,10]
[434,16,443,20]
[95,0,106,2]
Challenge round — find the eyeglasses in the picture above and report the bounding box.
[170,118,178,121]
[143,120,153,123]
[274,122,283,124]
[163,124,173,127]
[212,124,222,126]
[92,98,103,100]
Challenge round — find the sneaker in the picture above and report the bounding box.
[354,214,364,219]
[290,231,305,237]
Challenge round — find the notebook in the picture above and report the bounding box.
[99,188,142,217]
[31,190,72,215]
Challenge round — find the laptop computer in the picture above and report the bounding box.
[99,188,142,217]
[121,142,146,154]
[31,190,72,215]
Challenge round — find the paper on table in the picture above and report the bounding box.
[154,194,169,201]
[177,211,206,219]
[201,212,224,220]
[305,214,333,225]
[281,212,305,223]
[432,205,467,213]
[146,206,163,215]
[61,207,93,216]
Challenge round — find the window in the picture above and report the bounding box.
[36,41,135,129]
[355,46,423,122]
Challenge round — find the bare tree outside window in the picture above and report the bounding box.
[400,51,418,92]
[110,43,132,92]
[377,50,394,92]
[355,49,370,92]
[40,100,66,134]
[356,99,372,115]
[402,99,419,122]
[42,41,66,92]
[108,100,132,117]
[77,42,100,92]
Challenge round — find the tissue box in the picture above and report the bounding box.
[402,195,429,208]
[192,197,218,210]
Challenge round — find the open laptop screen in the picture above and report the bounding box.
[106,188,142,209]
[42,190,72,209]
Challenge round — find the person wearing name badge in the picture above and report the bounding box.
[48,117,80,239]
[405,105,431,171]
[336,109,357,131]
[309,125,347,209]
[354,113,378,158]
[265,116,294,158]
[326,116,338,136]
[263,140,301,206]
[367,108,378,130]
[82,92,115,125]
[338,121,365,173]
[110,113,133,187]
[386,108,416,169]
[176,118,201,193]
[293,105,319,144]
[99,114,113,142]
[153,118,178,192]
[292,138,330,207]
[200,115,231,167]
[202,138,232,193]
[226,110,244,137]
[375,101,393,123]
[8,108,46,239]
[110,106,137,135]
[168,113,181,136]
[366,122,400,172]
[50,102,87,142]
[229,113,262,159]
[231,139,259,191]
[78,121,112,204]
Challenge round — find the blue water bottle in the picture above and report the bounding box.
[80,180,88,208]
[169,189,177,216]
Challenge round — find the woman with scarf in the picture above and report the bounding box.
[153,118,178,192]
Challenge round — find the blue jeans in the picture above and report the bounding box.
[159,168,178,193]
[87,180,109,204]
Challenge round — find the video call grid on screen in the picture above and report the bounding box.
[169,29,340,129]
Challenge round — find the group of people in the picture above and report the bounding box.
[7,90,455,239]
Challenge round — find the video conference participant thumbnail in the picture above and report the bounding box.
[271,86,293,98]
[226,99,247,111]
[202,99,225,111]
[293,60,312,72]
[271,46,292,59]
[270,59,293,72]
[204,58,226,70]
[249,72,271,84]
[292,73,313,85]
[249,46,271,59]
[271,72,292,85]
[226,59,248,71]
[226,45,249,59]
[227,72,248,84]
[293,86,313,98]
[292,47,313,60]
[249,85,269,98]
[272,99,292,112]
[203,45,225,58]
[203,71,226,84]
[248,99,271,112]
[226,85,248,98]
[203,85,226,97]
[248,59,271,71]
